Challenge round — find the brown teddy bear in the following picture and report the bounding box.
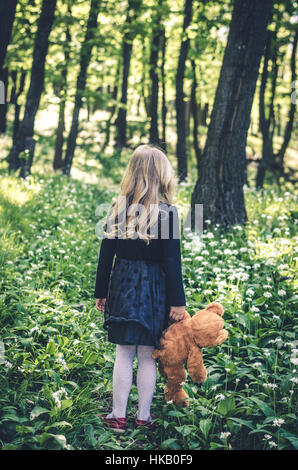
[152,302,228,406]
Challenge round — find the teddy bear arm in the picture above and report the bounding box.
[187,344,207,384]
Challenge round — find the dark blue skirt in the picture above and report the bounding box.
[103,256,170,349]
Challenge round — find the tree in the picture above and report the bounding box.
[256,28,278,188]
[63,0,101,176]
[53,5,72,171]
[9,0,57,176]
[175,0,193,182]
[148,0,164,146]
[274,29,297,172]
[256,2,297,187]
[114,0,142,149]
[0,0,18,133]
[191,0,273,228]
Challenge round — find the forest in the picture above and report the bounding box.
[0,0,297,451]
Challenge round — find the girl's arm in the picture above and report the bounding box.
[94,234,117,300]
[160,205,186,314]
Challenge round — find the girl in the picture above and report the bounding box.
[94,144,186,433]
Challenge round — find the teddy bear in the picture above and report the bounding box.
[152,302,228,407]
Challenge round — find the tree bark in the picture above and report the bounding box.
[160,24,167,151]
[9,0,57,175]
[114,0,142,149]
[100,61,120,152]
[275,30,297,170]
[190,59,202,176]
[175,0,193,182]
[53,16,71,171]
[0,0,18,133]
[148,0,163,146]
[256,29,279,188]
[63,0,101,176]
[12,70,26,143]
[191,0,273,228]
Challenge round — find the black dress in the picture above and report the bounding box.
[94,202,186,349]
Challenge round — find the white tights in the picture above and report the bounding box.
[106,344,157,421]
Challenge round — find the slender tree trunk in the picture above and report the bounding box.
[175,0,193,182]
[12,70,26,143]
[63,0,101,176]
[191,0,273,228]
[53,17,71,170]
[9,0,57,176]
[149,0,163,146]
[160,24,167,151]
[115,0,141,149]
[190,59,202,176]
[0,0,18,133]
[256,29,278,188]
[275,30,297,170]
[101,61,120,151]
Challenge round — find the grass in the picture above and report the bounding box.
[0,147,297,449]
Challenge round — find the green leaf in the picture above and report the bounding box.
[249,397,275,417]
[46,339,57,355]
[30,406,50,420]
[217,396,236,416]
[44,421,72,431]
[60,399,72,410]
[161,438,180,450]
[255,297,265,306]
[228,417,254,430]
[280,430,298,450]
[199,418,212,438]
[37,432,67,449]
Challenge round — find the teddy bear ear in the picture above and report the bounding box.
[205,302,224,316]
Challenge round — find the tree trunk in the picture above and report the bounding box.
[191,0,273,228]
[115,0,142,149]
[160,24,167,151]
[0,0,18,133]
[149,0,163,146]
[275,30,297,170]
[9,0,57,175]
[101,61,120,152]
[256,29,278,188]
[12,70,26,143]
[53,16,71,171]
[175,0,193,182]
[190,59,202,176]
[63,0,101,176]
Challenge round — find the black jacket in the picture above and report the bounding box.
[94,203,186,306]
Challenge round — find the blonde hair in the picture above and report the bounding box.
[104,144,176,244]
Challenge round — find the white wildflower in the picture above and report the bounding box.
[215,394,225,400]
[277,289,286,296]
[268,441,277,448]
[273,418,285,427]
[220,432,231,439]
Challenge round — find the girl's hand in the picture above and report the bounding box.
[169,306,186,323]
[95,298,106,312]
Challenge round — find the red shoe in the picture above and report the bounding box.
[134,415,156,430]
[101,414,126,433]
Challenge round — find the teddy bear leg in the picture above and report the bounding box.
[163,365,189,407]
[187,346,207,384]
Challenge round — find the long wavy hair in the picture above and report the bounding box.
[104,144,176,244]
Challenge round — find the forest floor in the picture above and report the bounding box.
[0,114,297,449]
